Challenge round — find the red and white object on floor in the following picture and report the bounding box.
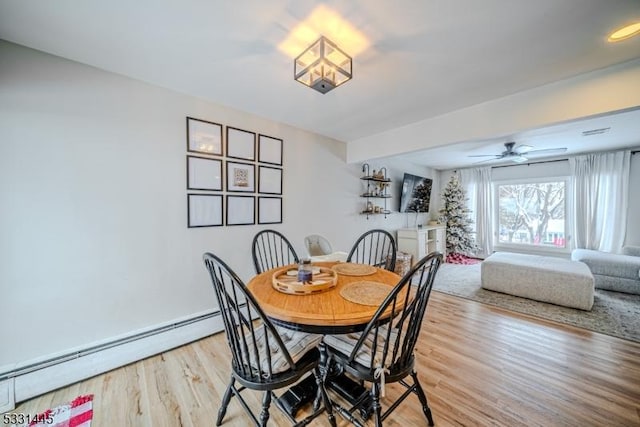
[446,252,481,265]
[29,394,93,427]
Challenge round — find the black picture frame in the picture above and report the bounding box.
[187,156,223,191]
[226,195,255,226]
[258,197,283,224]
[258,134,283,165]
[226,161,255,192]
[187,194,223,228]
[258,165,283,195]
[186,117,223,156]
[226,126,256,161]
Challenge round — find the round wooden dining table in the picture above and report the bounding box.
[248,262,405,426]
[246,261,402,334]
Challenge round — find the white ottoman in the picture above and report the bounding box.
[481,252,594,310]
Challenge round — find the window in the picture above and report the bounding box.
[495,179,567,249]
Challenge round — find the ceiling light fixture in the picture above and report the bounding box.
[607,22,640,42]
[294,36,352,94]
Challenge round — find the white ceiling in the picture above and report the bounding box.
[1,0,639,166]
[389,106,640,169]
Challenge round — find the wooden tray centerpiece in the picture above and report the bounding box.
[271,266,338,295]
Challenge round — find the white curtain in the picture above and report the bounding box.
[569,150,631,253]
[459,167,493,257]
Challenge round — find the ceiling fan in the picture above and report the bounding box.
[469,142,567,164]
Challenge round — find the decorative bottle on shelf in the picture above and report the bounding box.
[297,259,313,283]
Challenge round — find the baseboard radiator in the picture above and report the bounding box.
[0,310,225,413]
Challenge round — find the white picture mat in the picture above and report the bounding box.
[258,166,282,194]
[258,134,283,165]
[258,197,282,224]
[188,118,222,155]
[227,162,255,192]
[188,195,222,227]
[227,127,255,160]
[227,196,255,225]
[187,156,222,190]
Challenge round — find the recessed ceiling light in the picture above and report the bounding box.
[608,22,640,42]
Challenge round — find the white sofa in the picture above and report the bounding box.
[571,246,640,295]
[481,252,594,310]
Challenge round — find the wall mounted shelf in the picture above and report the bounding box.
[360,164,391,219]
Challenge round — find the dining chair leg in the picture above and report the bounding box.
[216,377,235,426]
[411,371,434,426]
[371,382,383,427]
[260,390,272,426]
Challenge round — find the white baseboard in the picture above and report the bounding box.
[1,311,224,412]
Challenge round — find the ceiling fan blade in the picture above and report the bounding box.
[511,155,528,163]
[526,147,568,156]
[472,157,502,164]
[515,144,533,153]
[468,154,502,158]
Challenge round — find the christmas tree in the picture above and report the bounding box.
[439,174,477,256]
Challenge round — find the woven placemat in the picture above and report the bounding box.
[340,281,392,306]
[331,263,377,276]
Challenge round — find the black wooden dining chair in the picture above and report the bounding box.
[252,229,300,274]
[203,252,335,426]
[347,229,397,272]
[323,252,443,426]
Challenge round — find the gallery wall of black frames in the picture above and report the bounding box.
[185,116,284,228]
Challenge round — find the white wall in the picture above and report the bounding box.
[348,59,640,162]
[0,41,436,369]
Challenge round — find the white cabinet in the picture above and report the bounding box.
[397,225,446,265]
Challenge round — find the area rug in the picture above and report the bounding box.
[446,252,481,265]
[28,394,93,427]
[433,263,640,343]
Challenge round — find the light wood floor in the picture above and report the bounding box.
[9,292,640,426]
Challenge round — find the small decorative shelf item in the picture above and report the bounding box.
[360,164,391,219]
[271,266,338,294]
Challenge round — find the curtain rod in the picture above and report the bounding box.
[452,147,640,172]
[491,149,639,168]
[491,158,567,169]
